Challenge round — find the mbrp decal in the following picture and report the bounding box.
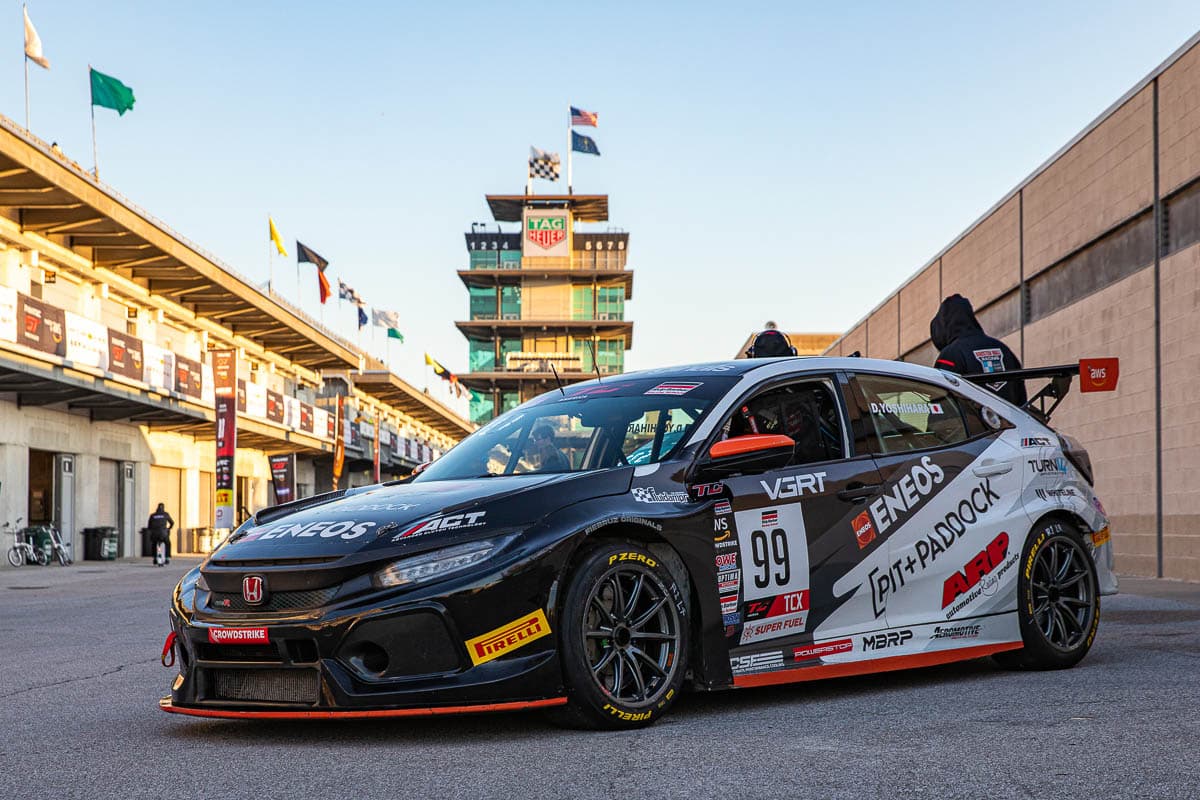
[239,519,377,542]
[868,477,1001,618]
[861,629,913,652]
[464,609,551,666]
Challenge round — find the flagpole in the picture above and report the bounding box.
[268,226,274,294]
[90,97,98,178]
[566,105,573,194]
[24,57,29,131]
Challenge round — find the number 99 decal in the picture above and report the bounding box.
[734,505,810,602]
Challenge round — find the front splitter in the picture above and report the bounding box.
[158,696,567,720]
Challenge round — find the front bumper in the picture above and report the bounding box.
[163,553,567,716]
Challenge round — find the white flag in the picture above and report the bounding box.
[372,309,400,329]
[24,8,49,70]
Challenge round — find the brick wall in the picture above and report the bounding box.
[1023,85,1154,277]
[899,262,941,354]
[942,195,1021,307]
[866,296,899,359]
[1160,43,1200,195]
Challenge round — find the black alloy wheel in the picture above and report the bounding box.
[554,540,689,729]
[996,519,1099,670]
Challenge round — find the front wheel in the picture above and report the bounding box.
[56,548,70,566]
[997,518,1099,670]
[553,540,690,729]
[33,548,50,567]
[6,547,23,568]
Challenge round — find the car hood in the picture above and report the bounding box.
[208,470,627,564]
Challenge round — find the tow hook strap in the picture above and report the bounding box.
[161,631,177,668]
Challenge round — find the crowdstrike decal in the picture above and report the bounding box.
[867,477,1001,618]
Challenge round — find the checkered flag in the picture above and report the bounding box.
[528,146,560,182]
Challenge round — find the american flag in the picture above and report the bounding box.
[570,106,598,127]
[761,511,778,528]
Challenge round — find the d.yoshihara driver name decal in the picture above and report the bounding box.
[868,477,1000,617]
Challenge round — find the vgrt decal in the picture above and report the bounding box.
[761,471,827,501]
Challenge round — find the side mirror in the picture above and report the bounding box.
[412,460,432,476]
[701,434,795,477]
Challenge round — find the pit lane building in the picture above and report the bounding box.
[823,32,1200,582]
[456,194,633,423]
[0,117,471,564]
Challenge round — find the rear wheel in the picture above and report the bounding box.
[33,548,50,567]
[996,518,1099,670]
[553,540,689,729]
[6,547,23,568]
[56,547,69,566]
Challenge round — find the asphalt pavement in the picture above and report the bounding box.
[0,558,1197,800]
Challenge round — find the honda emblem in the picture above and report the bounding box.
[242,575,265,605]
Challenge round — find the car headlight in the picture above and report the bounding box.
[373,537,511,588]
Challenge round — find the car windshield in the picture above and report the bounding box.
[414,376,736,481]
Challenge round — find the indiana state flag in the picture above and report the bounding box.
[571,130,600,156]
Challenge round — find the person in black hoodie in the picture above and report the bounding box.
[930,294,1027,406]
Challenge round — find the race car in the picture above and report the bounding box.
[160,356,1118,728]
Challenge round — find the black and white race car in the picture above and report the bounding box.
[161,356,1118,728]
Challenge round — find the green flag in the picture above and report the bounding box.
[387,328,404,343]
[90,68,135,115]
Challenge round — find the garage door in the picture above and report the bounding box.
[97,459,119,527]
[149,466,182,529]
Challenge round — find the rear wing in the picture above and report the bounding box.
[959,358,1118,424]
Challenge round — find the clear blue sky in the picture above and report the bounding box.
[7,1,1200,406]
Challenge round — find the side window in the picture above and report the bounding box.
[719,379,846,465]
[855,374,970,454]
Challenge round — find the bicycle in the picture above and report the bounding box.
[5,519,49,567]
[45,524,72,566]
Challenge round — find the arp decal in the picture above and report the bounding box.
[942,532,1009,609]
[464,609,551,666]
[868,478,1001,618]
[793,638,853,661]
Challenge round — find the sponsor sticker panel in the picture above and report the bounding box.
[465,609,552,666]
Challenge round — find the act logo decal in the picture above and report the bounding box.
[465,609,551,666]
[395,511,486,540]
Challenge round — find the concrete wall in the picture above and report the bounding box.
[826,34,1200,581]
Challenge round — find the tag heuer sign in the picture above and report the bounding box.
[526,215,567,250]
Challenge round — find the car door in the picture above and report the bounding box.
[844,370,1027,639]
[714,374,887,676]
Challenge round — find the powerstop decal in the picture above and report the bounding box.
[733,504,810,644]
[793,638,853,662]
[465,609,551,666]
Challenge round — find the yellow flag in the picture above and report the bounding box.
[424,353,435,368]
[269,217,288,257]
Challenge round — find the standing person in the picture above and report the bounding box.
[745,326,797,358]
[147,503,174,566]
[930,294,1027,406]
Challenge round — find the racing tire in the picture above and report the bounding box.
[6,547,22,568]
[552,540,690,730]
[995,518,1099,670]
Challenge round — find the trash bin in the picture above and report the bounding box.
[28,526,53,563]
[83,527,119,560]
[140,527,153,557]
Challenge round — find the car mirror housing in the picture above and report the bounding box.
[700,434,795,477]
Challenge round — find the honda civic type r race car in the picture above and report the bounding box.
[160,356,1119,728]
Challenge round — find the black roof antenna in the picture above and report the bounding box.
[548,360,566,396]
[585,340,602,382]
